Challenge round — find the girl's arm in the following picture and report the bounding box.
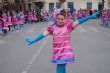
[26,17,56,46]
[72,11,100,28]
[26,31,50,46]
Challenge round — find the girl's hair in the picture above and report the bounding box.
[57,12,66,18]
[60,9,66,14]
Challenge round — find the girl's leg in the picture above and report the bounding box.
[2,29,5,36]
[106,20,109,27]
[56,64,66,73]
[2,29,7,36]
[4,29,7,35]
[8,25,11,31]
[13,24,16,30]
[19,24,21,29]
[22,24,24,28]
[19,24,22,29]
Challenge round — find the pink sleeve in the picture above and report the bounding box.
[67,22,75,33]
[47,25,54,35]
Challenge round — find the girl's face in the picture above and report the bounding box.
[3,13,6,17]
[57,15,65,26]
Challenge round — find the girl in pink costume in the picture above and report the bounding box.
[12,12,19,30]
[7,12,12,31]
[77,11,82,19]
[26,10,100,73]
[2,13,9,35]
[28,12,32,24]
[53,8,61,22]
[108,10,110,22]
[19,12,25,29]
[33,11,37,23]
[106,10,110,26]
[72,10,77,21]
[66,10,71,23]
[0,17,3,29]
[101,11,108,27]
[31,11,34,23]
[43,12,47,22]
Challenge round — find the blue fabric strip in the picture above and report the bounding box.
[52,58,75,64]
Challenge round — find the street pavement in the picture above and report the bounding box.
[0,19,110,73]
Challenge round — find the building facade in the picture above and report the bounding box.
[0,0,110,11]
[0,0,27,11]
[28,0,110,11]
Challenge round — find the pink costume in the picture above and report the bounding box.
[2,16,8,29]
[12,15,18,25]
[73,11,77,19]
[109,12,110,20]
[66,12,71,23]
[0,17,3,28]
[47,22,77,64]
[19,15,25,24]
[106,12,109,21]
[33,11,37,21]
[28,14,32,21]
[53,12,57,22]
[30,12,34,21]
[33,15,37,21]
[7,16,12,26]
[77,12,82,19]
[104,12,108,21]
[53,8,61,22]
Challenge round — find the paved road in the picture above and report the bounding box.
[0,19,110,73]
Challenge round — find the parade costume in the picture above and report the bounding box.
[19,13,25,29]
[47,21,76,64]
[72,11,77,21]
[7,14,12,31]
[53,8,63,22]
[101,11,108,27]
[49,13,53,22]
[33,14,37,23]
[33,10,37,22]
[28,13,32,24]
[12,13,19,30]
[0,17,3,28]
[26,10,100,73]
[66,10,71,23]
[2,14,9,35]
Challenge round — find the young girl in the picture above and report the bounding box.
[26,11,100,73]
[12,11,19,30]
[2,13,9,36]
[33,11,37,23]
[19,12,25,29]
[28,12,32,24]
[7,12,12,31]
[66,9,71,23]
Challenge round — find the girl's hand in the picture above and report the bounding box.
[25,38,33,46]
[91,11,100,18]
[25,31,49,46]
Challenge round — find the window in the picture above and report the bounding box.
[87,2,92,10]
[28,4,31,10]
[68,2,74,10]
[98,2,103,10]
[56,2,61,9]
[49,3,54,11]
